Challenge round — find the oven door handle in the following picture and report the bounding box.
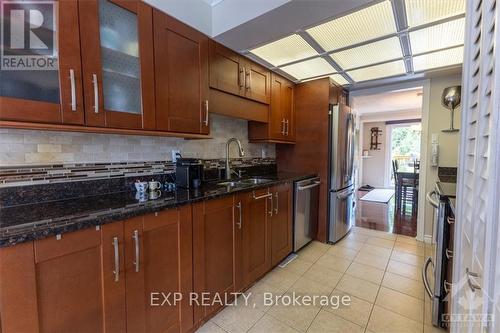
[422,256,435,298]
[426,190,439,208]
[297,181,321,191]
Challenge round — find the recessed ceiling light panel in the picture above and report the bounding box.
[405,0,466,27]
[330,37,403,70]
[409,18,465,54]
[306,1,397,51]
[413,46,463,72]
[346,60,406,82]
[280,57,335,80]
[250,34,318,66]
[330,74,350,86]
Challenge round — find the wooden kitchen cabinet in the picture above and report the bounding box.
[239,188,273,288]
[0,207,194,333]
[125,208,194,333]
[79,0,156,130]
[193,196,242,324]
[249,73,295,143]
[0,225,127,332]
[209,40,271,105]
[270,183,293,266]
[154,10,209,134]
[0,0,85,125]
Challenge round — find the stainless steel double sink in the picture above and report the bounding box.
[216,178,273,188]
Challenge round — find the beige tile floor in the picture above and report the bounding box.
[197,227,444,333]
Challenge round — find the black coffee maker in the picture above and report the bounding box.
[175,158,203,189]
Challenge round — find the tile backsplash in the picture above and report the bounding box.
[0,114,275,166]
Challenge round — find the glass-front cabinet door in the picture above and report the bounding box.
[0,0,85,125]
[79,0,155,130]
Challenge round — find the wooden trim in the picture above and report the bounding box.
[0,121,212,139]
[209,89,268,122]
[138,2,156,130]
[0,97,61,123]
[249,139,295,145]
[105,110,143,129]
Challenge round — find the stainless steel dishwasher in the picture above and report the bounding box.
[294,177,320,252]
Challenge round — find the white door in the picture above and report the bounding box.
[452,0,500,331]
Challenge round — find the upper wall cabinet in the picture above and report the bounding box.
[153,10,209,135]
[79,0,155,130]
[209,41,270,105]
[249,73,295,143]
[0,0,85,125]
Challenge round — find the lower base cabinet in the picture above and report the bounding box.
[0,206,193,333]
[192,196,242,325]
[270,183,293,266]
[0,184,293,332]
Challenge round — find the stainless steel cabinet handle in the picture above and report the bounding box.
[112,237,120,282]
[281,118,286,135]
[236,202,242,229]
[426,191,439,208]
[69,69,77,111]
[239,67,244,88]
[447,216,455,224]
[298,181,321,191]
[444,280,452,294]
[285,119,289,136]
[422,256,434,298]
[245,69,251,90]
[274,192,279,214]
[132,230,140,273]
[203,100,209,126]
[445,248,453,259]
[252,191,272,200]
[466,268,481,291]
[268,195,273,216]
[92,74,99,114]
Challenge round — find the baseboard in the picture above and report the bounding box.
[424,234,434,244]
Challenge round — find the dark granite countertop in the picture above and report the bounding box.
[0,172,315,247]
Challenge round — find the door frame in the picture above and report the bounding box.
[350,79,430,242]
[383,121,422,188]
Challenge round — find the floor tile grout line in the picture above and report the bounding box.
[303,236,366,332]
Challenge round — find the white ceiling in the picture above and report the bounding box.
[201,0,224,6]
[352,87,423,114]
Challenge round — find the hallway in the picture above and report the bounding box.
[355,190,417,237]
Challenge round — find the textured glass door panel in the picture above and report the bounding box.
[0,70,59,103]
[0,1,60,104]
[99,0,141,114]
[102,71,141,114]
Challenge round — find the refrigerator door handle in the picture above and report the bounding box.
[336,188,354,199]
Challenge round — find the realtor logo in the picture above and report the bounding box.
[1,1,57,70]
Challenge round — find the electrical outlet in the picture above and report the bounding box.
[171,150,181,162]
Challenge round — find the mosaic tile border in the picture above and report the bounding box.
[0,158,276,188]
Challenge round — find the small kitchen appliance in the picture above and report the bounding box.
[175,158,204,189]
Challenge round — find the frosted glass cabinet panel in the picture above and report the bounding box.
[79,0,155,130]
[0,1,85,125]
[98,0,141,115]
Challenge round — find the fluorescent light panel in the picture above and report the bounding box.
[330,37,403,70]
[346,60,406,82]
[250,34,318,66]
[330,74,349,86]
[405,0,466,27]
[413,46,463,72]
[280,57,335,80]
[410,18,465,54]
[306,1,397,51]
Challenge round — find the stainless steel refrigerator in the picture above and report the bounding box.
[327,104,356,243]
